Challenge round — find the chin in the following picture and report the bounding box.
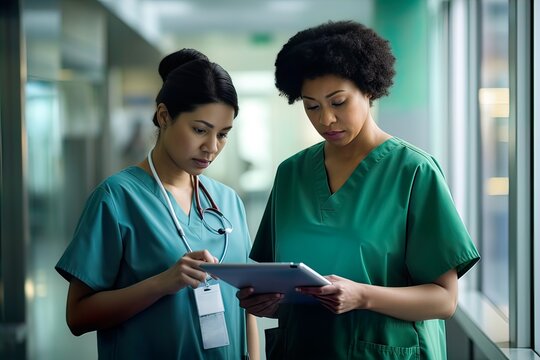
[191,169,206,176]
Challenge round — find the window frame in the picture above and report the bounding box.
[533,0,539,354]
[508,0,532,349]
[447,0,538,358]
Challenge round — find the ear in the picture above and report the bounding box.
[156,103,170,129]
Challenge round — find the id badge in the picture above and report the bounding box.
[193,283,229,349]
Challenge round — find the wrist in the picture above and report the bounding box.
[356,282,370,310]
[147,272,170,298]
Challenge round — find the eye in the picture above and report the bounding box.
[217,132,229,140]
[193,127,206,135]
[305,104,319,111]
[332,100,346,107]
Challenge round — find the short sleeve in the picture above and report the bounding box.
[55,187,124,290]
[406,161,480,284]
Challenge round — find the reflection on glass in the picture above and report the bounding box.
[479,0,510,317]
[26,80,98,359]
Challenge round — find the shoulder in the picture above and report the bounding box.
[89,167,146,204]
[97,166,146,191]
[390,138,445,177]
[277,142,324,173]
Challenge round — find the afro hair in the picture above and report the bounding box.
[275,20,396,105]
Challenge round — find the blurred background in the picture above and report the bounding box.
[1,0,538,359]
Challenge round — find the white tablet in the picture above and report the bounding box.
[200,262,331,303]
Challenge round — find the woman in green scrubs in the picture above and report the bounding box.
[56,49,259,359]
[238,21,480,359]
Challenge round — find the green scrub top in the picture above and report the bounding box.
[56,166,252,360]
[250,137,480,360]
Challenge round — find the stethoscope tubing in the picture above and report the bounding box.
[147,149,230,263]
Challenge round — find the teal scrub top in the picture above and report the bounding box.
[56,166,252,360]
[250,137,480,360]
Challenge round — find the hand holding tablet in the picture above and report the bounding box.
[200,262,330,303]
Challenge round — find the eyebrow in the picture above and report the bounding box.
[302,90,345,100]
[193,119,233,131]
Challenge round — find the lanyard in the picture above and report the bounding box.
[147,149,230,262]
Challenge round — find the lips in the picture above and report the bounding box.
[323,130,346,141]
[193,158,212,168]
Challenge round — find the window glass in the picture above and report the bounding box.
[478,0,510,317]
[534,0,540,352]
[25,79,99,359]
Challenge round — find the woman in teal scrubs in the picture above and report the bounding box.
[238,21,480,359]
[56,49,259,359]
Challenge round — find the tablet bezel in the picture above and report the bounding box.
[200,262,330,303]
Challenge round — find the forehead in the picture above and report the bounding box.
[301,75,357,97]
[177,102,235,124]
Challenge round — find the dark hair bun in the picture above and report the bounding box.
[158,48,209,81]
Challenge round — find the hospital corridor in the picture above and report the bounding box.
[0,0,539,359]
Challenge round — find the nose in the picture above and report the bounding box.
[202,136,219,154]
[319,107,337,126]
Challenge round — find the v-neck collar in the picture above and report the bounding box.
[312,137,400,210]
[126,166,196,226]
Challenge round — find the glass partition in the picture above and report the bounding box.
[478,0,510,317]
[25,79,101,358]
[23,0,105,357]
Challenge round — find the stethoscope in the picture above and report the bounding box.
[147,149,233,263]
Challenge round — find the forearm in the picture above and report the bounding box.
[246,313,260,360]
[362,282,457,321]
[67,250,216,336]
[307,269,458,321]
[67,275,167,335]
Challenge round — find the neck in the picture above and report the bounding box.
[142,143,192,190]
[326,114,390,162]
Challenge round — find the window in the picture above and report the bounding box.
[448,0,537,357]
[478,0,510,318]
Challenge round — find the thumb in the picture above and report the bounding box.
[188,249,215,262]
[325,274,342,283]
